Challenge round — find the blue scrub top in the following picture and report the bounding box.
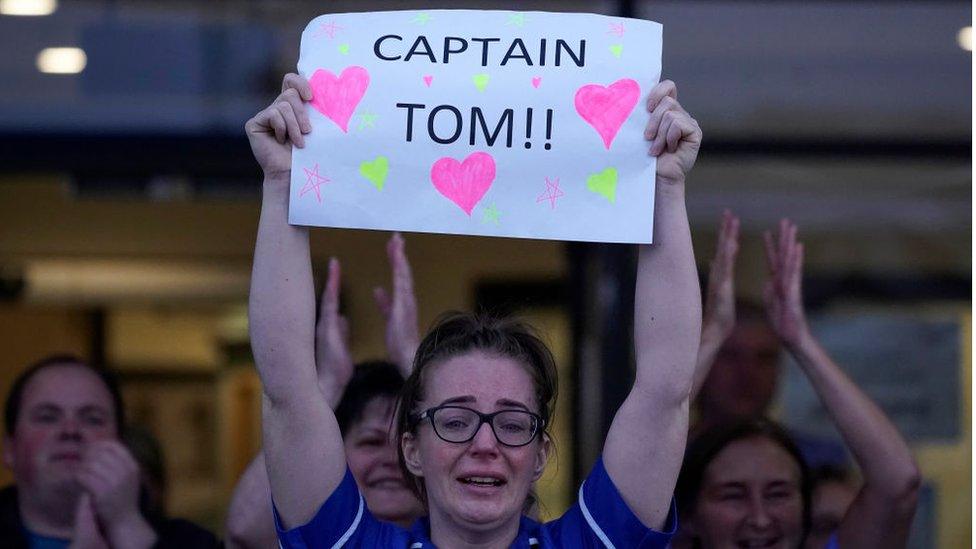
[274,456,677,548]
[25,529,69,549]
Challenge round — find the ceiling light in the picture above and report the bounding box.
[36,47,86,74]
[0,0,57,16]
[958,26,972,52]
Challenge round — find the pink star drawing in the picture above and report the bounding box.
[314,20,344,39]
[300,163,331,202]
[536,177,565,209]
[607,22,626,37]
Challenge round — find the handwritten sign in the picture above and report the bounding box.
[290,10,662,243]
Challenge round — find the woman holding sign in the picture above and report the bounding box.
[244,72,702,547]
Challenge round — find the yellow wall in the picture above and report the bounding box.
[914,311,971,548]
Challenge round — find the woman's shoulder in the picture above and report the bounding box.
[274,467,414,548]
[536,457,676,548]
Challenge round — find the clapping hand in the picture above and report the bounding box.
[315,258,355,406]
[373,233,419,377]
[762,219,809,348]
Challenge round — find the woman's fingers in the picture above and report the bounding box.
[666,99,701,153]
[786,229,803,294]
[247,106,281,140]
[760,219,804,304]
[778,219,791,271]
[276,101,305,148]
[321,257,341,318]
[391,234,415,295]
[727,214,740,253]
[373,286,392,317]
[266,107,287,144]
[281,72,312,101]
[650,109,677,156]
[793,243,805,295]
[645,95,683,142]
[278,87,311,133]
[717,212,740,267]
[644,79,677,120]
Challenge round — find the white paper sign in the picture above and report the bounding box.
[290,10,662,243]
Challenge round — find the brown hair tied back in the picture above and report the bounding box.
[395,311,558,505]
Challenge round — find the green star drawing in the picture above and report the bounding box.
[412,12,432,24]
[482,203,501,225]
[507,13,528,27]
[357,112,378,130]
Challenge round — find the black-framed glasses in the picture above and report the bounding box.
[413,405,544,447]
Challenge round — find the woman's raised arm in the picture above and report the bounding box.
[227,256,353,547]
[246,73,347,528]
[691,210,740,399]
[762,220,920,547]
[604,79,703,530]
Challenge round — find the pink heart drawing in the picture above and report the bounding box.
[423,75,433,87]
[308,66,370,133]
[531,76,542,88]
[430,152,496,216]
[574,78,640,150]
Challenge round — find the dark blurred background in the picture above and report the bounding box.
[0,0,969,546]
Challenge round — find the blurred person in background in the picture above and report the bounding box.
[0,355,218,548]
[673,220,919,548]
[225,234,425,548]
[692,211,845,468]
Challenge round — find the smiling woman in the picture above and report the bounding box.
[337,361,425,528]
[676,420,812,549]
[674,220,920,549]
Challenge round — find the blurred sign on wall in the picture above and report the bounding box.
[782,312,960,442]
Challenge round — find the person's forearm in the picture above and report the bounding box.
[792,331,920,547]
[635,183,702,401]
[690,324,727,400]
[251,177,348,527]
[789,331,920,496]
[249,177,318,404]
[602,181,701,530]
[226,452,278,549]
[317,373,348,408]
[603,82,702,529]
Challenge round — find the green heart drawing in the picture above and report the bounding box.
[338,43,350,55]
[587,168,617,203]
[609,44,623,58]
[473,73,490,92]
[359,156,389,191]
